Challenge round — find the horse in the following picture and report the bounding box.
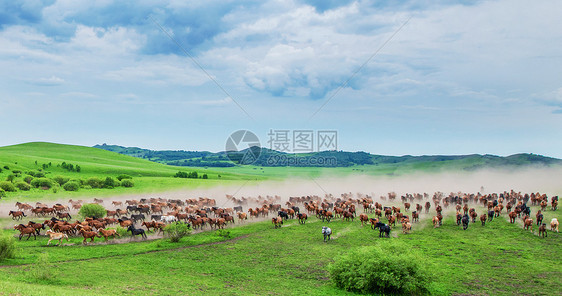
[374,222,391,238]
[46,230,69,246]
[57,212,72,221]
[160,215,177,223]
[536,212,544,226]
[98,229,120,241]
[456,212,462,225]
[297,213,308,224]
[322,226,332,242]
[538,223,547,238]
[79,229,101,244]
[359,214,369,226]
[27,221,45,235]
[461,214,470,230]
[131,214,145,223]
[480,214,487,226]
[550,218,559,232]
[487,210,494,222]
[272,217,283,228]
[509,211,517,223]
[524,218,533,231]
[9,211,26,220]
[127,225,147,240]
[432,216,440,228]
[402,222,412,234]
[14,224,37,240]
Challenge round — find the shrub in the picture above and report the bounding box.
[164,222,192,242]
[34,171,46,178]
[0,189,5,198]
[0,181,17,192]
[53,176,70,186]
[78,203,106,219]
[121,179,134,188]
[86,177,103,189]
[202,174,208,179]
[15,181,30,191]
[103,177,118,189]
[115,226,129,237]
[30,178,54,189]
[26,171,35,177]
[0,234,16,261]
[24,175,34,184]
[5,174,15,182]
[3,165,9,170]
[215,229,231,239]
[117,174,132,181]
[63,181,80,191]
[328,245,430,295]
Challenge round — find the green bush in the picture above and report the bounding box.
[34,171,46,178]
[15,181,31,191]
[0,234,16,261]
[24,175,34,184]
[117,174,132,181]
[53,175,70,186]
[86,177,103,189]
[0,188,5,198]
[115,227,129,237]
[3,165,9,170]
[78,203,106,219]
[0,181,17,192]
[30,178,54,189]
[6,174,15,182]
[164,222,192,242]
[63,181,80,191]
[328,245,430,295]
[103,177,118,188]
[121,179,134,188]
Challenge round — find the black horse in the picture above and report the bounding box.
[462,214,470,230]
[127,225,147,240]
[278,211,289,220]
[374,222,391,238]
[521,204,531,216]
[131,214,145,223]
[487,210,495,222]
[536,213,544,225]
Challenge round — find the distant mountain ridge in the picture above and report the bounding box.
[93,144,562,168]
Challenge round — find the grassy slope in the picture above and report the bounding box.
[0,142,266,200]
[0,204,560,295]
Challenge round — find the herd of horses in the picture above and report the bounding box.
[8,190,560,245]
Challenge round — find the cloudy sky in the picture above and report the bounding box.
[1,0,561,157]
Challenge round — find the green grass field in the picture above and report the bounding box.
[0,142,270,201]
[0,204,560,296]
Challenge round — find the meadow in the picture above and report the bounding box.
[0,203,560,296]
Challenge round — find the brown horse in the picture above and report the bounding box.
[237,212,247,221]
[359,214,369,226]
[538,223,547,237]
[524,218,533,231]
[480,214,487,226]
[79,229,101,244]
[14,224,36,240]
[412,211,419,222]
[98,229,120,241]
[402,222,412,234]
[272,217,283,228]
[509,211,517,223]
[9,210,27,220]
[297,213,308,224]
[432,216,440,228]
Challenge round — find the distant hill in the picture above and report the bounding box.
[93,144,562,168]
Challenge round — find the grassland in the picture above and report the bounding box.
[0,203,560,296]
[0,142,269,201]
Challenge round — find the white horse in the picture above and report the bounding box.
[551,218,559,232]
[161,215,177,223]
[322,226,332,242]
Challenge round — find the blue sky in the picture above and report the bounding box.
[1,0,561,157]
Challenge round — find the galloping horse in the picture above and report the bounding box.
[373,222,391,238]
[127,225,147,240]
[322,226,332,242]
[461,214,470,230]
[9,211,26,220]
[46,230,69,246]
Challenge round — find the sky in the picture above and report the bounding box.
[1,0,561,158]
